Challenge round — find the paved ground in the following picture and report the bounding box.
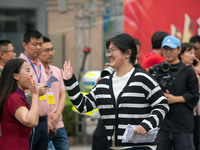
[69,145,91,150]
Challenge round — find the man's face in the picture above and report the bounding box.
[39,42,54,64]
[162,46,181,64]
[191,42,200,59]
[23,37,43,60]
[1,43,16,63]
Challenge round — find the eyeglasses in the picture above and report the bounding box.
[3,50,16,53]
[42,48,55,53]
[105,47,119,57]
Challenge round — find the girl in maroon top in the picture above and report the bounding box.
[0,58,39,150]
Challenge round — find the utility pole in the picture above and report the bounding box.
[73,0,123,145]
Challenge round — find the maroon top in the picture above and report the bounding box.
[0,89,31,150]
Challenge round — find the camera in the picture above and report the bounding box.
[193,59,198,66]
[149,62,178,92]
[101,66,115,78]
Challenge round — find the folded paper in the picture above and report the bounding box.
[46,75,59,87]
[122,124,159,144]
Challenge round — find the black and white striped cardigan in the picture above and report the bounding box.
[64,68,169,147]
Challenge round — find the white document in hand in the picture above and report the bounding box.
[46,75,59,87]
[122,124,159,144]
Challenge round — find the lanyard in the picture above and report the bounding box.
[152,51,156,54]
[16,89,31,107]
[23,53,42,84]
[49,71,53,88]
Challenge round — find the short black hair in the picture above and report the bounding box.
[23,29,43,43]
[0,40,11,51]
[43,36,51,43]
[133,38,141,47]
[190,35,200,43]
[179,43,194,60]
[151,31,169,49]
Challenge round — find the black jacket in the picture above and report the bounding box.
[151,62,199,133]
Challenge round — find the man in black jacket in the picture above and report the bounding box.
[150,35,199,150]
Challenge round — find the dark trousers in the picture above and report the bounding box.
[156,129,195,150]
[110,147,152,150]
[126,147,151,150]
[92,119,110,150]
[194,116,200,150]
[29,118,49,150]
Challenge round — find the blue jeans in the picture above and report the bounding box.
[48,127,69,150]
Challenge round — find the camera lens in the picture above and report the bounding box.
[161,63,170,72]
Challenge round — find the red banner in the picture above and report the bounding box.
[124,0,200,63]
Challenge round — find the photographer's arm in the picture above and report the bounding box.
[164,93,186,104]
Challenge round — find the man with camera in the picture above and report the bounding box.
[150,35,199,150]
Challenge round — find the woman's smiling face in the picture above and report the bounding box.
[180,48,196,65]
[14,62,33,91]
[107,42,126,70]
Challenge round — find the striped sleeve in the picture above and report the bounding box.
[64,75,97,113]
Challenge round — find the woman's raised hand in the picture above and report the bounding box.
[28,77,38,96]
[62,60,73,80]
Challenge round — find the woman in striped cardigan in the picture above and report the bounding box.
[62,33,169,150]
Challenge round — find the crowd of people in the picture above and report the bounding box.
[0,30,69,150]
[0,29,200,150]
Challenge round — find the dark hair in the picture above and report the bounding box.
[133,38,141,47]
[23,29,43,43]
[190,35,200,43]
[0,40,11,51]
[106,33,137,65]
[178,43,194,60]
[43,36,51,43]
[151,31,169,49]
[0,58,26,117]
